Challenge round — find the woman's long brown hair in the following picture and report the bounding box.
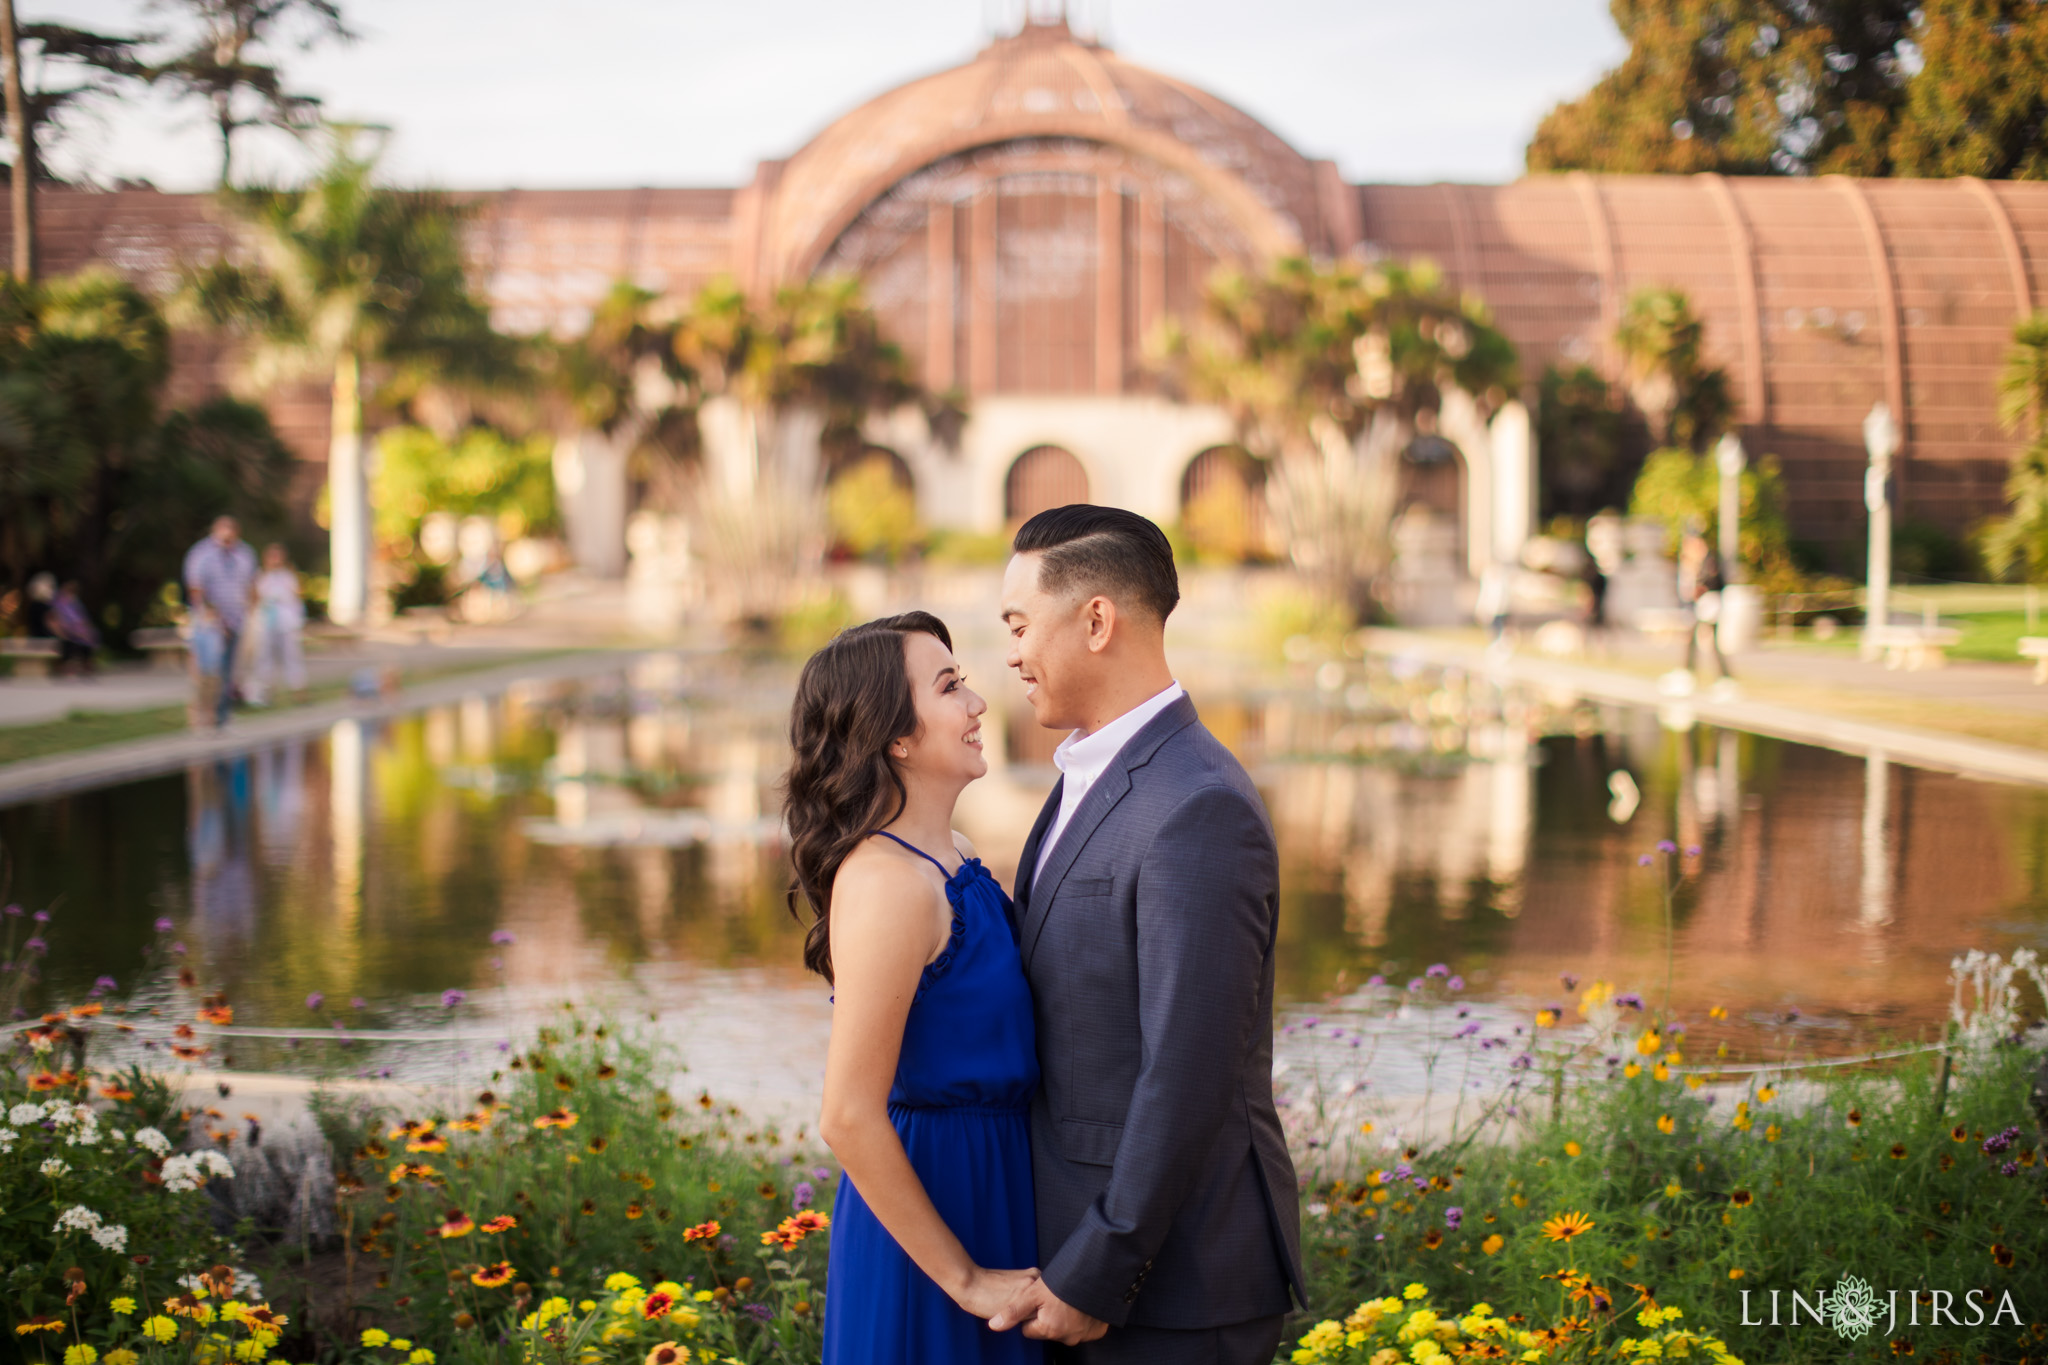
[782,611,952,983]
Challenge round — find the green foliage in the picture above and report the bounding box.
[1888,1,2048,178]
[331,1013,832,1362]
[373,424,558,551]
[1980,314,2048,582]
[1627,447,1790,570]
[1538,364,1623,517]
[0,271,293,642]
[775,592,855,655]
[1527,1,1913,176]
[921,529,1011,566]
[145,0,351,186]
[824,454,920,564]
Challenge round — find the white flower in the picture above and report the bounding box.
[160,1153,205,1193]
[198,1150,235,1178]
[178,1268,260,1300]
[49,1102,91,1127]
[0,1127,16,1153]
[91,1223,129,1253]
[29,1032,53,1052]
[53,1205,104,1235]
[133,1127,171,1157]
[40,1157,69,1178]
[109,1127,125,1143]
[8,1102,45,1125]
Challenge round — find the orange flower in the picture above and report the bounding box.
[788,1211,830,1234]
[640,1291,676,1320]
[13,1316,63,1336]
[197,1005,233,1026]
[99,1084,135,1102]
[26,1072,61,1091]
[437,1211,476,1239]
[645,1346,684,1365]
[682,1220,721,1244]
[389,1120,435,1140]
[170,1045,209,1061]
[533,1109,579,1131]
[482,1215,517,1234]
[69,1003,103,1018]
[760,1210,832,1250]
[1541,1211,1596,1243]
[407,1136,449,1154]
[389,1162,440,1183]
[471,1262,515,1288]
[1729,1189,1754,1208]
[761,1225,803,1251]
[1991,1243,2014,1268]
[1421,1229,1445,1249]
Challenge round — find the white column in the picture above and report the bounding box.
[553,430,630,578]
[1489,398,1534,568]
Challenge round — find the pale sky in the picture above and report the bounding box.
[45,0,1627,192]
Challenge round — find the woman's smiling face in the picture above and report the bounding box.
[897,630,987,785]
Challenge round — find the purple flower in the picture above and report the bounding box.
[1301,1017,1319,1029]
[743,1303,773,1323]
[1455,1023,1480,1038]
[1426,963,1449,979]
[24,937,46,954]
[153,916,174,932]
[1412,1176,1429,1190]
[1510,1053,1533,1070]
[305,993,325,1012]
[1615,993,1644,1010]
[1685,845,1702,858]
[1657,840,1678,854]
[169,942,186,955]
[0,904,19,917]
[32,909,49,924]
[1392,1162,1412,1178]
[2001,1160,2020,1177]
[1407,978,1424,993]
[792,1181,815,1210]
[489,957,503,971]
[1668,1023,1686,1037]
[490,930,516,946]
[1445,1206,1463,1230]
[1374,1233,1386,1242]
[1638,854,1654,867]
[90,975,117,996]
[441,989,466,1009]
[351,997,366,1010]
[813,1166,832,1182]
[1366,974,1385,987]
[1447,976,1465,992]
[1560,973,1578,991]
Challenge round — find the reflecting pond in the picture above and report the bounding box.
[5,649,2047,1118]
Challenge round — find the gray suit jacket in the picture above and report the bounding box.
[1011,693,1305,1329]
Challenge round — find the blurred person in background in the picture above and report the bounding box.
[48,580,100,677]
[247,544,307,705]
[183,516,258,727]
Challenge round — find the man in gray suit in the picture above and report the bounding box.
[987,506,1304,1363]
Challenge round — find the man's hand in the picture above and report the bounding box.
[986,1278,1107,1345]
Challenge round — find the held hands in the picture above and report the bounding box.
[986,1277,1109,1345]
[952,1266,1042,1322]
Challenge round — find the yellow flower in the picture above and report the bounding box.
[110,1298,137,1316]
[1636,1030,1661,1056]
[1709,1006,1727,1020]
[601,1326,635,1344]
[1542,1210,1596,1242]
[408,1351,435,1365]
[65,1346,99,1365]
[692,1292,714,1303]
[1624,1063,1642,1079]
[1653,1064,1670,1081]
[605,1274,642,1293]
[390,1342,410,1353]
[144,1318,179,1344]
[1481,1234,1505,1255]
[1756,1086,1776,1103]
[1684,1075,1704,1090]
[1410,1340,1443,1363]
[1665,1180,1682,1197]
[231,1340,267,1362]
[106,1352,139,1365]
[1656,1115,1675,1134]
[1535,1009,1559,1028]
[360,1331,390,1349]
[1564,1141,1582,1157]
[1404,1283,1429,1301]
[578,1302,596,1314]
[1765,1124,1781,1143]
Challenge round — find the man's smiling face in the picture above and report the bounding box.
[1001,549,1093,733]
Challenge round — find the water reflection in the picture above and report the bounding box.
[2,654,2045,1119]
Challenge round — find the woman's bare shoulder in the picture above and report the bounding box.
[833,838,941,918]
[950,829,978,861]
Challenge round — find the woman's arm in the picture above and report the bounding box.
[816,850,1037,1319]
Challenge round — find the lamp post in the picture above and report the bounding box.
[1861,401,1900,662]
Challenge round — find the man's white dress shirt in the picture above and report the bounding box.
[1032,681,1185,885]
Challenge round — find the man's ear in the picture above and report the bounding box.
[1083,595,1117,654]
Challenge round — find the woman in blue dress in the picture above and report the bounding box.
[784,611,1046,1363]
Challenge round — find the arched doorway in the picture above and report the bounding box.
[826,447,920,563]
[1179,445,1270,562]
[1005,445,1089,523]
[1399,432,1466,564]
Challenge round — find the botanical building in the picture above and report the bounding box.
[20,15,2048,561]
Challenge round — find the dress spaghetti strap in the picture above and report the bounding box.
[870,828,957,876]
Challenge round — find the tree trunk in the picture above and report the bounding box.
[328,349,370,625]
[1,0,34,281]
[215,93,234,187]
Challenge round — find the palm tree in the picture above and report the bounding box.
[1614,286,1732,450]
[1982,312,2048,582]
[180,131,497,623]
[148,0,353,186]
[1162,253,1516,615]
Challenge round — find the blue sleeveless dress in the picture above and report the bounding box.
[822,833,1045,1365]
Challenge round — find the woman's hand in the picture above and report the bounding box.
[953,1265,1041,1321]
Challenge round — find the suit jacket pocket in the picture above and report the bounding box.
[1057,1116,1124,1167]
[1063,877,1113,897]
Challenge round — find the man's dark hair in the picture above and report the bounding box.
[1013,504,1179,622]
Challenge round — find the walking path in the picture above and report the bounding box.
[1364,627,2048,786]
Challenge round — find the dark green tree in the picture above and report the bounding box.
[1888,1,2048,179]
[146,0,354,187]
[1527,0,1914,176]
[1538,363,1623,518]
[1615,286,1732,451]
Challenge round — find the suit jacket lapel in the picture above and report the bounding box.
[1018,694,1201,970]
[1011,777,1063,931]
